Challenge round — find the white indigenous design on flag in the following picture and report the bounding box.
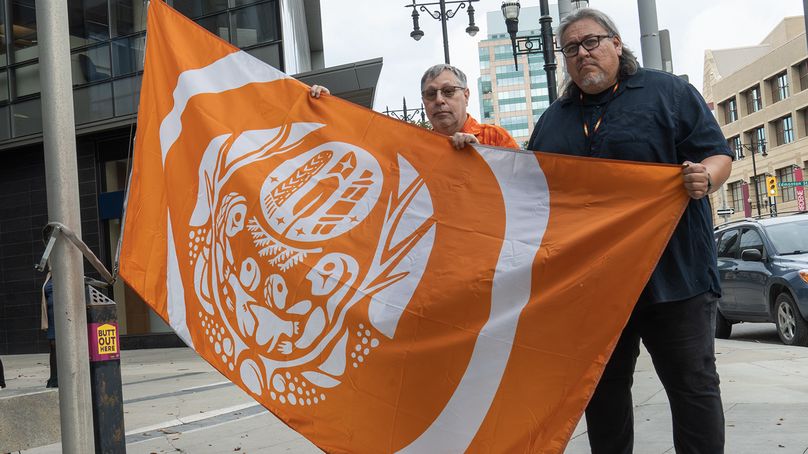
[119,2,691,452]
[182,123,437,402]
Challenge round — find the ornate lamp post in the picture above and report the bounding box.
[406,0,480,64]
[501,0,559,103]
[740,140,768,217]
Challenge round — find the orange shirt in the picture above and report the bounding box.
[460,115,520,149]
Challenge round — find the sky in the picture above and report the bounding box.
[319,0,806,119]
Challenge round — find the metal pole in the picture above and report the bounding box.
[439,0,450,64]
[87,296,126,453]
[751,149,762,217]
[539,0,558,103]
[804,0,808,52]
[637,0,663,70]
[36,2,96,453]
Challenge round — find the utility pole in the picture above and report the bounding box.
[637,0,663,70]
[539,0,558,103]
[36,2,96,452]
[804,0,808,52]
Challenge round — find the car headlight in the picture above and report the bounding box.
[801,270,808,284]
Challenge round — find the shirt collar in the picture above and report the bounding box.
[461,114,480,134]
[558,68,645,107]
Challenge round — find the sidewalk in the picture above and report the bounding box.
[3,323,807,453]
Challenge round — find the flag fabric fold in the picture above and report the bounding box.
[118,2,690,452]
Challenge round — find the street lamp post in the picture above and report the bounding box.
[406,0,480,64]
[501,0,560,103]
[741,141,768,217]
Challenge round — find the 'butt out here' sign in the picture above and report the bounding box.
[88,322,121,362]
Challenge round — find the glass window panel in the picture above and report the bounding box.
[0,106,10,140]
[14,62,39,97]
[783,116,794,144]
[746,86,762,113]
[196,12,229,42]
[11,97,41,136]
[799,60,808,92]
[68,0,109,48]
[74,82,113,124]
[0,71,8,103]
[234,0,262,5]
[111,34,145,76]
[717,229,739,258]
[729,181,744,212]
[72,45,112,85]
[173,0,229,18]
[105,158,130,192]
[740,229,764,256]
[234,3,280,48]
[111,0,147,37]
[12,0,38,63]
[113,75,142,116]
[728,136,742,160]
[776,167,796,202]
[0,5,7,66]
[245,43,281,70]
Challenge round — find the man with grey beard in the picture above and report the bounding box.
[528,8,732,454]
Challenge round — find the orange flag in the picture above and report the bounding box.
[119,2,689,452]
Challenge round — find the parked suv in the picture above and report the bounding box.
[713,213,808,346]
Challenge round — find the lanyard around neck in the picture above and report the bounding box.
[580,82,620,139]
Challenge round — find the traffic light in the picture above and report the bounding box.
[766,176,778,197]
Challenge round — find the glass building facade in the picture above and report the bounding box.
[477,6,557,146]
[0,0,285,143]
[0,0,326,354]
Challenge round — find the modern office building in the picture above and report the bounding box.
[0,0,382,354]
[705,16,808,224]
[477,6,558,146]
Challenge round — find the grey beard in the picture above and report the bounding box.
[579,71,608,92]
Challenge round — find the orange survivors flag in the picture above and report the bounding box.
[119,2,689,452]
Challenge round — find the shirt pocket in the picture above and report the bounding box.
[599,103,672,163]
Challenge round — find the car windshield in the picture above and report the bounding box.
[765,219,808,254]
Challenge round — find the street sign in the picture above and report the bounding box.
[716,208,735,216]
[779,181,808,188]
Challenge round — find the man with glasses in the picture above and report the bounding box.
[310,64,517,149]
[527,8,732,454]
[418,64,517,149]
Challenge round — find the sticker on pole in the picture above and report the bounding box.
[89,322,121,362]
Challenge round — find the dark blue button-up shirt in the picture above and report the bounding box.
[527,68,733,304]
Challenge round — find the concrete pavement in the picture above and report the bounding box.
[2,322,807,453]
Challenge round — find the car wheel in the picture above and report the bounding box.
[715,309,732,339]
[775,293,808,346]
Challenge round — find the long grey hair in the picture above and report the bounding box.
[557,8,639,97]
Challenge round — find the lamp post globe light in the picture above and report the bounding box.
[406,0,479,64]
[500,0,559,103]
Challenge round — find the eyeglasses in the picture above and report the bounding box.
[422,85,466,101]
[560,34,614,58]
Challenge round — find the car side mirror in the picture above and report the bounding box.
[741,248,763,262]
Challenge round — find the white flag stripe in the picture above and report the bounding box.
[399,147,550,452]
